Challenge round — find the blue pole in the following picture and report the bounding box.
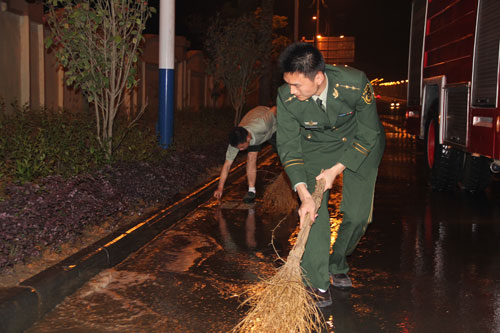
[158,0,175,148]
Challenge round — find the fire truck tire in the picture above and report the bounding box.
[424,112,461,191]
[461,154,492,193]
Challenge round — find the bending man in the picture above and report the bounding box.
[214,105,277,203]
[276,43,385,307]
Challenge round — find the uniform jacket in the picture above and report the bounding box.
[276,64,385,188]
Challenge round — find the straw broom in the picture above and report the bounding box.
[261,171,298,215]
[233,179,326,333]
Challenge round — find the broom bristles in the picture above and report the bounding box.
[261,172,298,215]
[232,257,325,333]
[233,180,326,333]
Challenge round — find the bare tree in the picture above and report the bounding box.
[205,11,268,125]
[257,0,274,106]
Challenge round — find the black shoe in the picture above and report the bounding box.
[330,273,352,289]
[242,191,256,203]
[306,287,332,308]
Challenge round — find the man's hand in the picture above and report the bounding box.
[214,187,224,199]
[298,196,317,229]
[214,159,233,200]
[296,183,317,229]
[316,163,346,191]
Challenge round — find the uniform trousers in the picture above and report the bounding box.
[301,166,378,290]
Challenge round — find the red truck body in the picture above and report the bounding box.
[406,0,500,190]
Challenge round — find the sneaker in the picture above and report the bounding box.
[306,287,332,308]
[242,191,256,203]
[330,273,353,289]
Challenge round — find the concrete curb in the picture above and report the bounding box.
[0,147,274,333]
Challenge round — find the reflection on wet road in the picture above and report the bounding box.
[29,101,500,332]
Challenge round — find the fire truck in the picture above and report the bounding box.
[406,0,500,192]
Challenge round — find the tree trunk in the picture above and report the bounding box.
[259,72,272,106]
[258,0,274,106]
[234,104,243,126]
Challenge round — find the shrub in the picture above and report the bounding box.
[0,105,236,270]
[0,108,107,183]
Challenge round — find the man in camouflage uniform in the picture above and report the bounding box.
[276,43,385,307]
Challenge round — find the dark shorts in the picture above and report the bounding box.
[248,144,262,152]
[248,132,277,153]
[268,132,277,152]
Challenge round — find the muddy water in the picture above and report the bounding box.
[28,102,500,332]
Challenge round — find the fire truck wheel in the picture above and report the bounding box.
[424,112,461,191]
[460,154,492,193]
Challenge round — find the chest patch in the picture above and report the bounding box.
[362,83,374,104]
[304,121,318,127]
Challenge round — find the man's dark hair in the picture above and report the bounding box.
[278,42,325,80]
[229,127,249,147]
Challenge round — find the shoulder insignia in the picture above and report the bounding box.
[332,88,339,99]
[361,83,374,104]
[285,96,296,103]
[343,85,360,90]
[335,83,360,91]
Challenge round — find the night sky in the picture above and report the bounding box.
[147,0,413,81]
[275,0,414,81]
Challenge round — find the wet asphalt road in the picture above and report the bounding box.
[28,101,500,332]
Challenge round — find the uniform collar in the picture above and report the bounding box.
[313,75,329,110]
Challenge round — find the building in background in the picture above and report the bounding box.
[300,35,355,65]
[316,36,355,65]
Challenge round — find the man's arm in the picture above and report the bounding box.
[316,163,346,191]
[214,159,234,199]
[316,74,380,192]
[276,88,307,188]
[337,73,383,173]
[277,87,313,229]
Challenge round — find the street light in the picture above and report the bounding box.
[315,0,319,45]
[312,0,327,46]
